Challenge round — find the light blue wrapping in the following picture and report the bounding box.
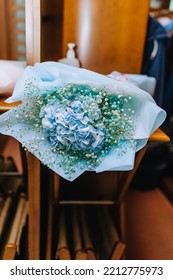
[0,62,166,181]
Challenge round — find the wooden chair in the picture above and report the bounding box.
[0,0,170,259]
[25,0,170,260]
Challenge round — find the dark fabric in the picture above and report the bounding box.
[142,16,169,108]
[164,36,173,119]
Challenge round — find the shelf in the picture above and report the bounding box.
[59,200,115,205]
[149,128,170,142]
[0,98,21,112]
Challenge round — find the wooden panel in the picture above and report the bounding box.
[0,135,23,173]
[25,0,41,64]
[115,145,148,204]
[6,0,26,60]
[0,0,9,59]
[25,0,41,260]
[0,0,26,60]
[62,0,150,74]
[27,153,40,260]
[41,0,63,61]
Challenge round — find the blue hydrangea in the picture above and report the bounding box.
[41,99,105,153]
[21,83,135,174]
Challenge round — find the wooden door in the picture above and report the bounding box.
[62,0,150,74]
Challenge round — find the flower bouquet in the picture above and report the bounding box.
[0,62,166,181]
